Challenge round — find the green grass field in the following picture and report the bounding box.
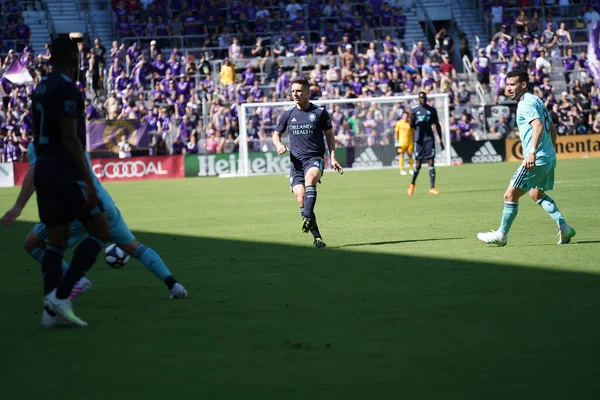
[1,159,599,399]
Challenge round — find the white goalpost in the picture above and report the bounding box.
[235,93,451,177]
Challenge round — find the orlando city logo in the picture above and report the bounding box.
[308,113,316,122]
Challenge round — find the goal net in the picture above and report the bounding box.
[235,94,451,177]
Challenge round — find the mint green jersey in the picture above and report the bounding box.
[516,93,556,159]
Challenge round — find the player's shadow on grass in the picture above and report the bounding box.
[332,237,465,248]
[2,221,600,399]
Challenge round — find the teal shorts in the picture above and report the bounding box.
[510,158,556,192]
[34,207,135,248]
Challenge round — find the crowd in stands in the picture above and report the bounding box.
[1,0,600,161]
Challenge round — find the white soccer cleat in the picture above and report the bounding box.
[44,289,88,327]
[477,230,508,247]
[409,169,414,175]
[169,283,188,299]
[400,170,407,175]
[69,277,92,300]
[40,308,71,330]
[557,224,576,244]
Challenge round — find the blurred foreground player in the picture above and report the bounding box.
[272,76,343,248]
[30,37,110,327]
[2,140,188,328]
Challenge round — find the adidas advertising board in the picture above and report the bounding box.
[352,147,383,168]
[451,140,506,164]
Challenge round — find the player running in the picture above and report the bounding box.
[2,140,189,328]
[407,91,445,195]
[272,76,343,248]
[477,69,576,246]
[394,111,414,176]
[28,37,111,327]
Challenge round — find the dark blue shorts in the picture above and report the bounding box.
[289,157,325,189]
[414,140,436,161]
[34,156,103,229]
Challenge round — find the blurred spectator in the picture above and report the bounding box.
[117,130,132,158]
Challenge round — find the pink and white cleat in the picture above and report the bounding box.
[69,277,92,300]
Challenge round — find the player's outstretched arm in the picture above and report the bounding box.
[1,164,35,227]
[272,130,288,155]
[60,117,99,207]
[325,128,343,174]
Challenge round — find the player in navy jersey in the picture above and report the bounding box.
[272,76,343,248]
[31,37,110,327]
[407,91,445,195]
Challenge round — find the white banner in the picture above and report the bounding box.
[0,162,15,187]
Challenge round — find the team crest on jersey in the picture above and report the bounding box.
[308,113,316,121]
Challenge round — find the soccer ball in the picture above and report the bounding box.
[104,244,130,268]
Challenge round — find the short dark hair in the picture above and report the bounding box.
[506,68,529,84]
[418,91,427,98]
[290,76,310,89]
[50,36,78,68]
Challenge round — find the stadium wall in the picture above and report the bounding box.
[4,135,600,186]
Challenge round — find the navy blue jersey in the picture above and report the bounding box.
[32,72,86,158]
[411,104,439,142]
[275,103,332,161]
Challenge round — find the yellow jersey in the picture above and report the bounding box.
[394,120,413,145]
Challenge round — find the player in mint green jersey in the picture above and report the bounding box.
[477,69,575,246]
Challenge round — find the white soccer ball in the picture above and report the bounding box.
[104,244,130,268]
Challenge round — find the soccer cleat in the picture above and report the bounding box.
[302,217,316,233]
[409,169,414,175]
[477,230,508,247]
[169,283,188,299]
[313,238,327,249]
[557,224,576,244]
[44,289,87,327]
[69,277,92,300]
[40,307,71,330]
[429,188,440,195]
[400,170,407,176]
[407,184,415,195]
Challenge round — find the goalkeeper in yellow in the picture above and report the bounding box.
[394,111,414,175]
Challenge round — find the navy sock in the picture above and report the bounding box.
[56,236,104,299]
[301,207,322,239]
[303,186,317,219]
[429,166,436,188]
[42,245,65,296]
[411,166,421,184]
[310,212,322,239]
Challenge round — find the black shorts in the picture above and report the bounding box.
[477,72,490,85]
[34,156,102,228]
[289,157,325,189]
[414,140,436,161]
